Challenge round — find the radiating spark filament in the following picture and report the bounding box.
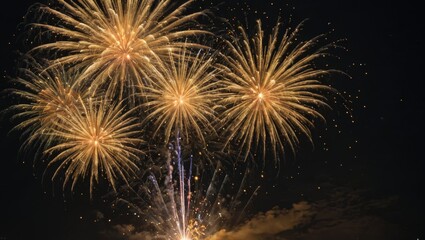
[143,46,222,144]
[219,19,337,162]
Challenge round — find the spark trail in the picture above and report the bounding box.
[113,136,261,239]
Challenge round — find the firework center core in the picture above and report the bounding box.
[179,96,185,105]
[258,92,264,101]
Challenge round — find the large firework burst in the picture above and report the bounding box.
[142,46,222,145]
[44,98,144,197]
[31,0,209,102]
[219,20,337,162]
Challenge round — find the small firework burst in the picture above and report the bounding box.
[142,46,222,145]
[7,58,86,151]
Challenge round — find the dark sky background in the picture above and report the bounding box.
[1,0,424,239]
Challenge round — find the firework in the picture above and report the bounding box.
[142,46,222,145]
[113,136,261,240]
[31,0,209,103]
[7,58,86,152]
[44,98,144,197]
[219,19,337,162]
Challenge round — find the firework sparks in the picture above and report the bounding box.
[31,0,209,103]
[44,98,144,197]
[113,137,261,240]
[142,46,222,145]
[3,0,350,236]
[7,59,86,152]
[219,19,338,162]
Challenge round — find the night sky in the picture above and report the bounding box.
[1,0,424,239]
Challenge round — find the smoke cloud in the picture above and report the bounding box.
[206,202,313,240]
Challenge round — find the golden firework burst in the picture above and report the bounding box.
[44,98,144,197]
[142,47,222,145]
[32,0,209,102]
[8,59,85,151]
[219,19,338,162]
